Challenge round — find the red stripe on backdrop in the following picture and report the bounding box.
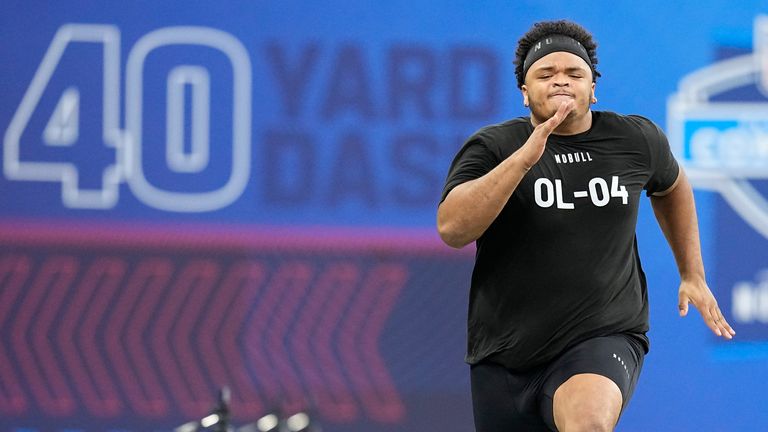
[0,218,474,424]
[0,218,473,255]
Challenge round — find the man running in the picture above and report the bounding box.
[437,19,735,432]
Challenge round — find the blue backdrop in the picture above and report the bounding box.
[1,1,767,431]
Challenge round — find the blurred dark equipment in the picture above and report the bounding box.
[236,411,320,432]
[175,387,232,432]
[174,387,320,432]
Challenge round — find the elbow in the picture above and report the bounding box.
[437,218,472,249]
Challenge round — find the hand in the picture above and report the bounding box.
[518,100,575,169]
[678,278,736,339]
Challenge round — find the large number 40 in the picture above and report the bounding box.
[3,24,251,212]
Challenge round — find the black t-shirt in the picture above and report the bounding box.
[441,111,679,371]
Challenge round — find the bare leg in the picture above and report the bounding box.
[552,373,622,432]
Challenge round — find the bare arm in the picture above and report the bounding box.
[437,101,574,248]
[650,169,735,339]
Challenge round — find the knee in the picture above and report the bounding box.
[552,374,622,432]
[554,395,619,432]
[560,414,615,432]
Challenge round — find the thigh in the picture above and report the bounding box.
[470,361,552,432]
[538,334,645,430]
[552,373,623,431]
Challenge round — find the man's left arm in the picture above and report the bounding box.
[650,168,736,339]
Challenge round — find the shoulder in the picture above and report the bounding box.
[592,111,668,151]
[465,117,531,157]
[597,111,665,136]
[595,111,661,132]
[471,117,531,142]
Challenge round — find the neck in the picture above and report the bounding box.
[532,109,593,136]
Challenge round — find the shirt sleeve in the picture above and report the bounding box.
[643,121,680,196]
[440,135,499,204]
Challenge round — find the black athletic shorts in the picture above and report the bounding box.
[470,333,645,432]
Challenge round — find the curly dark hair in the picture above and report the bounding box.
[513,20,600,89]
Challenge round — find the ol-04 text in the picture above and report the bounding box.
[534,176,629,209]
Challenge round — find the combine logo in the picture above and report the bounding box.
[732,270,768,324]
[668,15,768,340]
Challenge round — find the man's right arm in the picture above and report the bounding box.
[436,101,574,248]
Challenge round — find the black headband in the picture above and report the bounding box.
[522,34,593,79]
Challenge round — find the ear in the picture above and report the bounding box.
[521,84,529,107]
[590,82,597,104]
